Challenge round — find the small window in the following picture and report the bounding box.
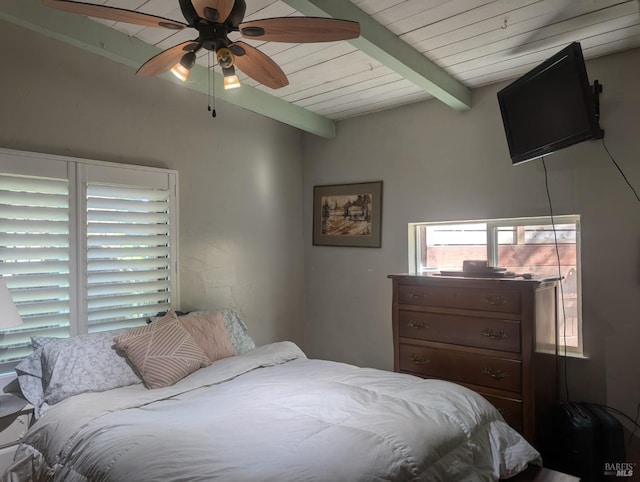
[410,216,581,355]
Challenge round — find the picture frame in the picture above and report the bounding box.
[313,181,383,248]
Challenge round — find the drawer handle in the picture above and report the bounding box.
[407,320,430,329]
[481,329,509,340]
[408,291,429,300]
[410,354,430,365]
[481,367,507,380]
[481,295,507,306]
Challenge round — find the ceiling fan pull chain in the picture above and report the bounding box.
[208,51,216,118]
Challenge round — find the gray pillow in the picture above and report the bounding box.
[15,347,46,415]
[18,330,143,416]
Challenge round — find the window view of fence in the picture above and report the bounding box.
[415,217,580,351]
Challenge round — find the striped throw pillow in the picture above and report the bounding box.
[114,311,210,389]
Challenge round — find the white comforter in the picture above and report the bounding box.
[4,342,540,481]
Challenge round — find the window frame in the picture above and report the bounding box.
[409,215,583,356]
[0,148,179,376]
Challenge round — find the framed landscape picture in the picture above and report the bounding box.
[313,181,382,247]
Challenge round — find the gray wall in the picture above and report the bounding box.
[0,20,306,348]
[302,48,640,432]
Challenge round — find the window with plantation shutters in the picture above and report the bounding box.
[0,149,178,375]
[0,172,72,370]
[85,183,172,333]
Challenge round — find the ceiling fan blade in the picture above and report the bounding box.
[239,17,360,43]
[136,41,200,77]
[229,41,288,90]
[191,0,235,23]
[41,0,187,29]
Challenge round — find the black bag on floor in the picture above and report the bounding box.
[546,401,626,482]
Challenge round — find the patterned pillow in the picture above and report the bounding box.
[36,329,142,408]
[189,309,256,354]
[114,311,210,389]
[15,347,46,415]
[179,311,235,362]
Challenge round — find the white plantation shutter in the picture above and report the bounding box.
[85,183,173,332]
[0,149,178,374]
[0,173,72,371]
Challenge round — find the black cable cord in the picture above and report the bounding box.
[600,139,640,446]
[591,401,640,446]
[632,400,640,445]
[602,138,640,202]
[541,157,570,402]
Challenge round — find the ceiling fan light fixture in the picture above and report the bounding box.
[222,67,241,90]
[170,63,190,81]
[42,0,360,96]
[216,48,235,69]
[170,51,197,82]
[224,75,241,89]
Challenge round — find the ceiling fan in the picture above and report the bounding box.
[41,0,360,91]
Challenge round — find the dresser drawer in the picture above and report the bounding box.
[397,283,521,313]
[398,310,521,352]
[479,393,523,432]
[399,344,521,392]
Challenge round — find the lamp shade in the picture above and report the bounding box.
[223,74,241,90]
[0,279,23,330]
[170,63,190,82]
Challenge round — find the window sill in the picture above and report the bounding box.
[557,349,589,360]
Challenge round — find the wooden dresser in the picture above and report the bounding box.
[388,274,558,448]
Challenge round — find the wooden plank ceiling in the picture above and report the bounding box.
[1,0,639,138]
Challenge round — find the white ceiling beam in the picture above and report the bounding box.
[0,0,337,138]
[282,0,472,111]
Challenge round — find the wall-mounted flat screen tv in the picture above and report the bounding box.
[497,42,603,165]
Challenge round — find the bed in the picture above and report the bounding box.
[4,310,541,481]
